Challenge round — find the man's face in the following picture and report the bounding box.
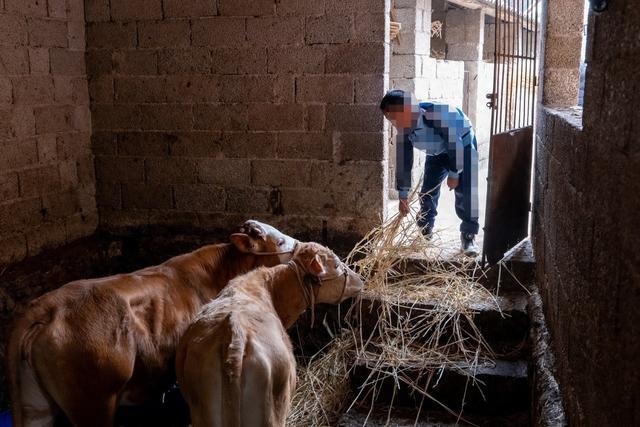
[383,104,418,130]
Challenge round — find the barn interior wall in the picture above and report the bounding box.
[532,0,640,424]
[0,0,97,266]
[86,0,390,241]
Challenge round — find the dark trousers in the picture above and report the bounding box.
[417,149,480,235]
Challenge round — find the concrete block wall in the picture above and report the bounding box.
[533,0,640,424]
[86,0,390,238]
[0,0,97,266]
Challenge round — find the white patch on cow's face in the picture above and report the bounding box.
[243,220,298,262]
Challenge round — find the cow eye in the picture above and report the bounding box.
[277,238,285,246]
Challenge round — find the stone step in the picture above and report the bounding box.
[355,291,530,359]
[350,359,530,417]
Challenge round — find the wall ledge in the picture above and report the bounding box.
[543,106,584,132]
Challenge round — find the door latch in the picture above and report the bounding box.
[486,93,497,110]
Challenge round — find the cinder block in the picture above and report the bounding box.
[277,132,332,160]
[91,131,117,155]
[325,0,386,15]
[163,0,217,17]
[446,43,481,61]
[65,211,99,242]
[146,157,198,184]
[10,106,37,139]
[138,20,191,48]
[247,104,304,131]
[34,105,75,134]
[251,159,311,187]
[158,48,211,74]
[96,181,121,209]
[310,160,384,191]
[95,156,144,183]
[42,191,79,218]
[28,18,68,48]
[305,16,351,44]
[267,46,325,74]
[113,49,157,75]
[91,104,139,130]
[73,105,92,131]
[26,220,68,255]
[276,0,324,16]
[326,104,383,131]
[0,232,28,265]
[168,131,222,157]
[48,0,66,18]
[326,43,386,74]
[84,0,110,22]
[50,49,86,75]
[165,75,219,102]
[114,76,166,103]
[88,75,114,103]
[5,0,47,16]
[110,0,162,20]
[58,159,79,190]
[0,14,28,47]
[0,172,20,201]
[212,47,267,74]
[28,47,50,74]
[139,104,194,131]
[296,75,354,104]
[0,47,30,74]
[194,104,248,131]
[246,17,304,46]
[218,0,274,16]
[174,184,225,211]
[0,78,10,105]
[281,188,342,216]
[197,158,251,186]
[544,35,582,69]
[225,187,269,214]
[76,153,95,185]
[221,131,277,158]
[390,54,419,78]
[219,75,274,103]
[67,20,85,50]
[37,134,57,163]
[355,74,385,104]
[117,131,171,156]
[305,104,325,131]
[336,132,385,162]
[57,132,92,159]
[0,197,43,233]
[122,183,173,209]
[12,76,54,104]
[19,165,60,197]
[86,22,137,48]
[85,49,112,78]
[353,13,386,43]
[191,17,246,47]
[274,75,295,103]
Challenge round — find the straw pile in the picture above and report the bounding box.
[288,190,501,426]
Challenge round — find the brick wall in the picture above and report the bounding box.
[533,0,640,424]
[86,0,390,238]
[0,0,97,266]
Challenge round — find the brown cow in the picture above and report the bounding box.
[7,220,298,427]
[176,241,364,427]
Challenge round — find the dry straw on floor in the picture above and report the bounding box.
[288,188,502,427]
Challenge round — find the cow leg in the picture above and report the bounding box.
[17,362,57,427]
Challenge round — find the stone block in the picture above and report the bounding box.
[0,172,20,201]
[0,78,10,105]
[325,0,386,15]
[165,75,219,102]
[225,187,270,214]
[246,17,304,46]
[110,0,162,20]
[355,74,385,104]
[305,16,351,44]
[146,157,198,184]
[5,0,47,16]
[0,47,30,74]
[86,49,111,77]
[96,181,121,209]
[197,158,251,186]
[326,43,386,74]
[121,183,173,209]
[12,76,54,104]
[114,76,166,103]
[163,0,217,17]
[220,132,277,158]
[117,132,171,156]
[276,132,332,160]
[446,43,481,62]
[91,132,117,155]
[168,131,222,157]
[194,104,248,131]
[310,160,384,191]
[91,104,139,130]
[296,75,354,103]
[26,220,68,255]
[276,0,324,16]
[58,159,79,190]
[336,132,385,162]
[67,20,85,50]
[49,48,86,75]
[42,191,80,218]
[544,35,582,69]
[252,159,311,187]
[353,13,386,43]
[0,14,28,47]
[28,47,50,74]
[219,75,274,103]
[158,48,211,74]
[34,105,75,134]
[192,17,246,47]
[0,232,28,265]
[95,156,144,182]
[174,184,225,211]
[88,75,114,103]
[48,0,67,18]
[212,47,268,74]
[326,104,383,131]
[248,104,304,131]
[281,188,345,216]
[543,68,580,107]
[305,104,326,131]
[113,49,157,75]
[267,46,325,74]
[28,18,68,48]
[138,19,191,48]
[274,75,295,103]
[84,0,110,22]
[19,165,60,197]
[86,22,137,48]
[139,104,194,131]
[37,134,57,163]
[218,0,274,16]
[390,54,419,78]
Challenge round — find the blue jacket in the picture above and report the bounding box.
[396,102,477,198]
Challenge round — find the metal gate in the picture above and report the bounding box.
[483,0,539,265]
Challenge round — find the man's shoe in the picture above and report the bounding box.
[461,233,479,256]
[421,226,434,241]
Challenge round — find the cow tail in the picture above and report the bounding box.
[222,315,246,427]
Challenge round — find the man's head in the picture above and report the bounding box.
[380,89,419,130]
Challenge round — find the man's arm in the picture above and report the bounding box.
[396,131,413,199]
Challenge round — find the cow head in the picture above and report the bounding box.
[295,242,364,304]
[230,220,298,263]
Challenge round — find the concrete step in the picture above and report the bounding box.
[355,291,530,359]
[350,359,530,417]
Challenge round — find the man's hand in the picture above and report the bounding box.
[447,176,459,191]
[399,198,410,217]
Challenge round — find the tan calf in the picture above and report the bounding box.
[7,220,298,427]
[176,241,364,427]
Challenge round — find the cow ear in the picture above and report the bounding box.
[308,254,325,276]
[230,233,253,253]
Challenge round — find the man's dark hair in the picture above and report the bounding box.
[379,89,407,111]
